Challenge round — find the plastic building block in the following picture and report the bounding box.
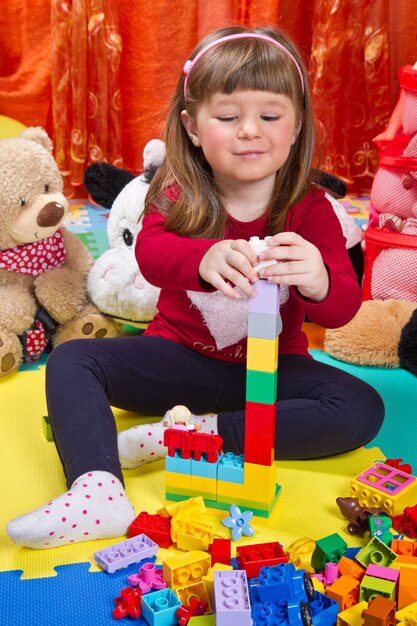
[385,458,412,474]
[248,274,280,314]
[337,557,366,581]
[175,520,216,551]
[246,336,279,373]
[311,533,347,572]
[191,456,219,479]
[251,598,312,626]
[42,414,53,441]
[164,429,223,462]
[162,550,211,590]
[165,470,192,491]
[325,575,360,611]
[140,588,182,626]
[359,574,396,603]
[311,562,339,587]
[166,452,192,474]
[369,515,393,545]
[246,369,277,405]
[355,536,397,569]
[392,504,417,538]
[217,452,244,484]
[362,595,396,626]
[395,600,417,625]
[255,562,315,606]
[176,581,212,615]
[213,569,252,626]
[337,601,369,626]
[222,504,254,541]
[129,512,172,549]
[365,563,399,583]
[236,541,288,578]
[248,311,282,339]
[285,537,316,574]
[391,537,417,555]
[113,586,142,620]
[127,561,166,593]
[94,533,158,573]
[309,591,339,626]
[190,475,217,500]
[177,598,209,626]
[243,431,275,466]
[208,538,231,567]
[204,562,234,599]
[187,616,216,626]
[350,462,417,517]
[245,401,276,437]
[396,564,417,609]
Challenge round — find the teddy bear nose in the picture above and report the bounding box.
[37,202,66,227]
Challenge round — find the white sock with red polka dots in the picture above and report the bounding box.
[6,471,136,549]
[118,412,219,469]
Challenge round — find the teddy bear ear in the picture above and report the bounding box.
[19,127,53,153]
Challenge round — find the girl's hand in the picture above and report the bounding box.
[199,239,259,299]
[258,232,329,302]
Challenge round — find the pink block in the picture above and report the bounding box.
[366,563,400,582]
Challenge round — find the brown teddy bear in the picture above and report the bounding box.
[324,299,417,375]
[0,127,119,379]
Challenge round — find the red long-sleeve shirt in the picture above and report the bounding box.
[136,187,361,362]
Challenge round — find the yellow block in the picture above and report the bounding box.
[396,601,417,626]
[246,336,278,373]
[166,470,191,490]
[216,478,277,504]
[163,550,211,590]
[244,462,277,490]
[350,473,417,517]
[337,601,368,626]
[190,475,217,499]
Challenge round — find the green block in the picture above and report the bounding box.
[246,369,277,404]
[188,615,216,625]
[311,533,347,572]
[359,575,396,602]
[42,415,53,441]
[355,535,397,569]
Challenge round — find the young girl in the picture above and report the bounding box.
[7,25,384,549]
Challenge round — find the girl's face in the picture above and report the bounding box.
[182,90,300,193]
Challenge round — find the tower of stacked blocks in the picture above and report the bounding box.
[164,238,281,520]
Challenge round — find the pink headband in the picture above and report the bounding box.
[183,33,305,100]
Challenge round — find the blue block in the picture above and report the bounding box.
[217,452,244,484]
[257,563,309,605]
[191,455,220,478]
[309,591,339,626]
[140,588,181,626]
[165,452,192,474]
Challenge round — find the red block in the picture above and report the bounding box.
[236,541,288,578]
[208,538,231,567]
[244,432,274,466]
[129,512,172,549]
[245,401,276,438]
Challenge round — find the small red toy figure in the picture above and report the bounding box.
[112,587,142,620]
[385,458,412,474]
[176,598,209,625]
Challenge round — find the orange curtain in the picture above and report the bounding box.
[51,0,122,196]
[1,1,416,195]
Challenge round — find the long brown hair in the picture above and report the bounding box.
[145,25,317,237]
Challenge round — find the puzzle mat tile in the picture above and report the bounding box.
[0,362,388,580]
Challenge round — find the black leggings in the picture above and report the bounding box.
[45,335,385,488]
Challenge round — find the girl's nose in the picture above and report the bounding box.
[237,117,261,139]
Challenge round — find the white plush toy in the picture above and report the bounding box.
[84,140,165,325]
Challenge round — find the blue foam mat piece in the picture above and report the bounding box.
[0,559,159,626]
[311,350,417,470]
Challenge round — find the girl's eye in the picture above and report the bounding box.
[261,115,280,121]
[217,116,237,122]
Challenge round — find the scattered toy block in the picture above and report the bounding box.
[94,533,158,573]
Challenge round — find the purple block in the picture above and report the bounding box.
[248,279,280,315]
[213,569,252,625]
[94,533,158,573]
